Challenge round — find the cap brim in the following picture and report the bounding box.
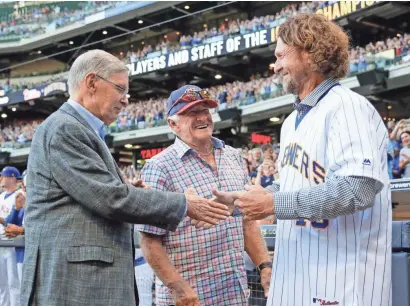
[176,99,219,115]
[0,172,19,178]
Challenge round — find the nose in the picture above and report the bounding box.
[121,94,129,107]
[197,110,211,120]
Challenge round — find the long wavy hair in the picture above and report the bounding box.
[278,13,350,80]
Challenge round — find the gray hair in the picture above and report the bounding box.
[68,49,128,96]
[252,148,262,154]
[167,114,180,135]
[168,114,180,122]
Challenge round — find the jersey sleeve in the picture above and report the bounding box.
[327,93,384,190]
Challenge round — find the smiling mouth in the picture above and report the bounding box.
[196,124,209,130]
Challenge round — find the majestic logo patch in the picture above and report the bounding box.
[362,158,371,166]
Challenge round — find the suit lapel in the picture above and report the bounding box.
[59,102,125,183]
[59,102,96,134]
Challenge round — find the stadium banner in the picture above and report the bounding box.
[0,81,68,106]
[390,179,410,191]
[127,0,378,76]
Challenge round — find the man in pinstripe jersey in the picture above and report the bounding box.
[216,14,392,306]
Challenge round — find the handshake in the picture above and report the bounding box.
[131,178,275,228]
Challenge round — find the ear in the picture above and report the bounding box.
[84,72,97,94]
[167,118,179,133]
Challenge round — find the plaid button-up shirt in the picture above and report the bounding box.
[136,137,250,306]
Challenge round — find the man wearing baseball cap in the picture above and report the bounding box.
[0,166,22,306]
[136,85,271,306]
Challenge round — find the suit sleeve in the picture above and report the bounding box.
[135,160,175,236]
[49,122,186,231]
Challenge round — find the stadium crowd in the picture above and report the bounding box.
[119,142,281,187]
[0,119,42,150]
[117,117,410,186]
[0,1,122,41]
[108,71,284,133]
[1,0,410,95]
[1,29,409,95]
[0,2,409,179]
[118,2,323,64]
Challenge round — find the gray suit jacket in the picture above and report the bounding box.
[21,103,186,306]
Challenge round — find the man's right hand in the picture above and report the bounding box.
[169,280,200,306]
[185,187,229,225]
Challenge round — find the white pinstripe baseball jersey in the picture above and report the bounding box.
[267,84,392,306]
[0,191,17,235]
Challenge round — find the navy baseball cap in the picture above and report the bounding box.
[167,85,218,117]
[0,166,22,179]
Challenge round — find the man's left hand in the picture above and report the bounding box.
[260,267,272,298]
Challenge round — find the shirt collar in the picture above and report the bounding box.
[67,99,105,138]
[174,136,225,159]
[293,78,339,111]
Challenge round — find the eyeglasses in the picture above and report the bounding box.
[96,75,129,99]
[167,89,212,115]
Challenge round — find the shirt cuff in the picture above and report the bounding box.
[274,191,298,220]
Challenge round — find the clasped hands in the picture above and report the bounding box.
[131,178,274,229]
[189,184,275,229]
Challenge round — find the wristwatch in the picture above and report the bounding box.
[257,261,272,274]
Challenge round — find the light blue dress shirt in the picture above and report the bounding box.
[67,99,107,140]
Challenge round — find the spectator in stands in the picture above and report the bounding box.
[399,131,410,178]
[255,159,275,188]
[387,121,401,179]
[262,144,274,161]
[251,147,263,169]
[137,85,272,305]
[391,142,402,179]
[0,166,22,306]
[390,118,410,141]
[4,172,26,286]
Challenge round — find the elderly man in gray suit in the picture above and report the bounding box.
[21,49,230,306]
